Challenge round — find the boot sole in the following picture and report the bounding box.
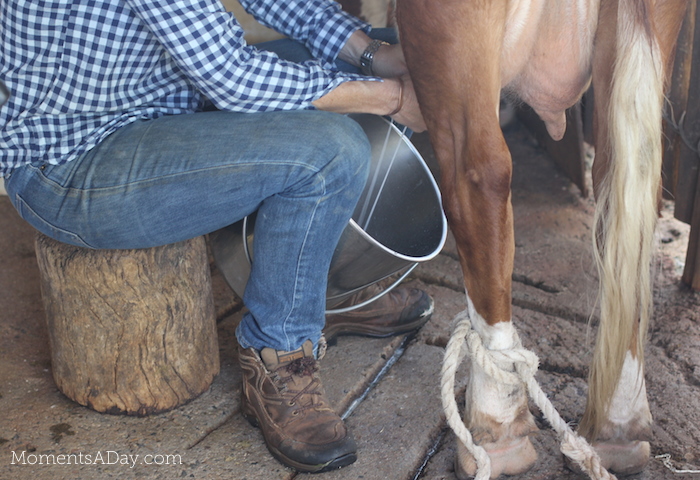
[242,403,357,473]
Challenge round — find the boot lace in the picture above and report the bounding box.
[272,357,326,415]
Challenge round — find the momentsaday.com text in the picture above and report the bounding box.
[11,450,183,468]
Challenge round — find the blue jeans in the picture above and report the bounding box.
[4,29,396,352]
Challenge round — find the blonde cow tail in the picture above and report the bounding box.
[580,0,664,439]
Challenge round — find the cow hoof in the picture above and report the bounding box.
[564,440,649,477]
[595,440,650,476]
[455,436,537,479]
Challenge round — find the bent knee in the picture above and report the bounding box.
[310,113,371,193]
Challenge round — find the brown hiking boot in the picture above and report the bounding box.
[238,340,356,473]
[324,285,433,343]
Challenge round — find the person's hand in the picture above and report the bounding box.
[371,43,408,78]
[311,75,426,133]
[389,75,426,133]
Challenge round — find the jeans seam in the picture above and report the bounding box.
[41,160,322,194]
[282,175,326,351]
[15,193,94,248]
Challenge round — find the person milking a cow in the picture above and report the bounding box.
[0,0,432,473]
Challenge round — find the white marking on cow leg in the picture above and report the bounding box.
[445,307,613,479]
[607,351,651,432]
[593,351,652,475]
[455,312,537,479]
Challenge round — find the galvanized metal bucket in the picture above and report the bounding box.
[209,114,447,312]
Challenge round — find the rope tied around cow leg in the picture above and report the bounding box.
[441,304,617,480]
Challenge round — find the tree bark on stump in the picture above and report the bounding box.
[34,233,219,416]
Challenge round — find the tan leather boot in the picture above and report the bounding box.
[324,285,433,343]
[238,340,356,473]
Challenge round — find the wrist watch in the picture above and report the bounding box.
[360,39,389,76]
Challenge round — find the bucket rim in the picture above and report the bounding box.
[349,115,448,262]
[346,216,447,263]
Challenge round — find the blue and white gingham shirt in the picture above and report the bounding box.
[0,0,370,175]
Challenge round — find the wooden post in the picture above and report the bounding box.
[674,1,700,289]
[34,233,219,415]
[662,0,696,201]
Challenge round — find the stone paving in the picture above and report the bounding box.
[1,121,699,480]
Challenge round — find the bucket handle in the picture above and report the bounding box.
[242,215,254,266]
[241,215,418,314]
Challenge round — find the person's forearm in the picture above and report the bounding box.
[312,78,401,115]
[311,75,426,133]
[337,30,372,67]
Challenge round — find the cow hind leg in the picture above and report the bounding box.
[397,1,537,477]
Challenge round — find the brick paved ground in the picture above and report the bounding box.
[1,122,699,480]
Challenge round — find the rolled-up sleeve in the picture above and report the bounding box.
[239,0,371,63]
[126,0,371,113]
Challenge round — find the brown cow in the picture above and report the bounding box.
[395,0,689,477]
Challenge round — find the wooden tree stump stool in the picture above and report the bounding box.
[34,233,219,416]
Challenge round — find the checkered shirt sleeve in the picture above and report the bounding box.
[239,0,368,62]
[0,0,372,173]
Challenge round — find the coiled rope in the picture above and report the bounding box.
[441,300,616,480]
